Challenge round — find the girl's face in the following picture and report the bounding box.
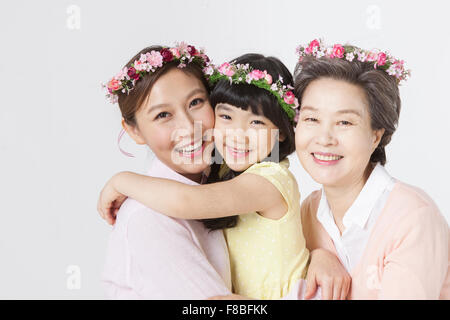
[295,77,384,189]
[214,103,284,172]
[124,68,215,182]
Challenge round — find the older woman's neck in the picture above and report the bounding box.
[323,165,374,234]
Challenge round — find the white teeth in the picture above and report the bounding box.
[314,153,342,161]
[176,141,203,153]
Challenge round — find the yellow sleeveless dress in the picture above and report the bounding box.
[222,158,310,299]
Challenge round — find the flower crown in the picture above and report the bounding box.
[296,39,411,84]
[208,62,299,122]
[103,42,213,103]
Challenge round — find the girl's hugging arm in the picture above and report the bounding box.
[98,170,287,222]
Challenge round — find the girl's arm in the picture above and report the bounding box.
[98,170,286,222]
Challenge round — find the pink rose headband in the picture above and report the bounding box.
[296,39,411,84]
[103,42,213,104]
[208,62,299,123]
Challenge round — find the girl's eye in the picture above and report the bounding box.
[219,114,231,120]
[304,117,318,122]
[190,98,204,108]
[251,120,265,125]
[155,112,170,120]
[338,120,353,126]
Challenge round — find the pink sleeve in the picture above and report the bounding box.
[125,209,231,299]
[379,205,449,299]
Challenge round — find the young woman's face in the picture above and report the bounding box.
[214,103,284,172]
[295,77,384,188]
[125,68,215,181]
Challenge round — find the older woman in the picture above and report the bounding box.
[294,40,449,299]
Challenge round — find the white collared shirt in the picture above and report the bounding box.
[316,164,396,273]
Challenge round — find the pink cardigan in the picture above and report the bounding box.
[301,181,449,299]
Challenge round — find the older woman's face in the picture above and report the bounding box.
[295,77,384,188]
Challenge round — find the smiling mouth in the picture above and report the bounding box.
[175,140,205,157]
[226,145,251,157]
[312,152,344,162]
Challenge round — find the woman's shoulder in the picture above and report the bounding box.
[374,181,448,242]
[393,181,438,208]
[389,181,445,222]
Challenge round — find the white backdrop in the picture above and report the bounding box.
[0,0,449,299]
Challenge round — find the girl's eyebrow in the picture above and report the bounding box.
[215,104,234,112]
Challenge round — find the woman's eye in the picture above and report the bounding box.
[190,98,204,107]
[304,117,318,122]
[338,120,353,126]
[155,112,170,120]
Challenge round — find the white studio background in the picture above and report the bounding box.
[0,0,449,299]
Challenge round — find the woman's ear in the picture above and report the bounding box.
[122,118,146,145]
[372,128,385,151]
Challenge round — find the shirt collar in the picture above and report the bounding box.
[147,157,200,186]
[317,163,395,230]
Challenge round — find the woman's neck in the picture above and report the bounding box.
[323,165,374,233]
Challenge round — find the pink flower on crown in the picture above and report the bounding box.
[264,72,273,85]
[146,50,163,68]
[134,60,148,72]
[357,50,368,62]
[177,42,189,55]
[107,79,121,92]
[305,39,320,54]
[170,47,181,58]
[366,51,379,62]
[283,91,296,105]
[376,52,387,67]
[331,44,345,58]
[249,69,265,81]
[218,62,235,77]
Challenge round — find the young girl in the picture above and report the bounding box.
[99,53,340,299]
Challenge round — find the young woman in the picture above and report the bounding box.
[101,43,233,299]
[294,39,449,299]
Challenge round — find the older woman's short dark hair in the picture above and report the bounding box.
[293,53,401,165]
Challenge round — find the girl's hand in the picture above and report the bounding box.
[97,173,128,225]
[305,248,351,300]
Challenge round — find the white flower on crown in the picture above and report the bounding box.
[346,52,355,62]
